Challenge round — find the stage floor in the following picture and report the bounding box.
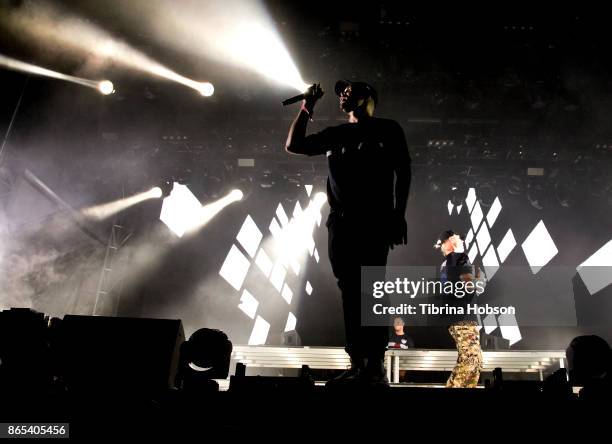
[231,345,567,383]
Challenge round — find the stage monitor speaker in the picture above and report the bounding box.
[57,315,184,394]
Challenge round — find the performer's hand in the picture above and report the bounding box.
[390,213,407,249]
[302,83,324,114]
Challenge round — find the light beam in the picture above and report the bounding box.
[81,187,163,221]
[1,1,214,96]
[0,53,113,94]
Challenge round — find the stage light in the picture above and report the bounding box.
[186,189,243,234]
[97,80,114,95]
[0,53,112,94]
[81,186,163,221]
[150,187,163,198]
[99,0,310,92]
[197,82,215,97]
[160,179,174,198]
[2,3,213,96]
[229,189,244,201]
[270,192,326,267]
[160,185,242,237]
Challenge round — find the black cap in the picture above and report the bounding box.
[335,80,378,105]
[434,230,464,249]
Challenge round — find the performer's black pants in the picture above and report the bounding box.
[327,212,389,362]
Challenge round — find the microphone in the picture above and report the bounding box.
[282,83,320,106]
[282,92,308,106]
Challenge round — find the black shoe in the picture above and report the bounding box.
[325,357,365,388]
[359,358,389,387]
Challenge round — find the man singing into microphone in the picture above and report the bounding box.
[285,81,411,386]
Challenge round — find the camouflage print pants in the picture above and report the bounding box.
[446,321,483,388]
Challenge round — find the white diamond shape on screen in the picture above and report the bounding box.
[159,183,202,237]
[269,261,286,292]
[447,200,453,216]
[465,187,477,213]
[269,217,282,240]
[290,259,301,276]
[521,220,558,274]
[476,222,491,254]
[293,201,303,219]
[486,197,502,228]
[248,316,270,345]
[236,215,263,258]
[305,185,313,197]
[482,245,500,280]
[497,229,517,264]
[254,248,273,278]
[281,283,293,304]
[483,313,498,334]
[470,201,484,230]
[457,204,463,215]
[305,281,313,295]
[219,245,251,291]
[498,313,522,346]
[307,235,315,256]
[465,228,474,249]
[238,289,258,319]
[576,239,612,295]
[314,248,320,263]
[276,203,289,227]
[284,312,297,332]
[468,242,478,263]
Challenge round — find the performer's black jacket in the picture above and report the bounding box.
[437,252,477,325]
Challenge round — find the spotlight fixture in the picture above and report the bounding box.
[98,80,115,95]
[197,82,215,97]
[160,179,174,198]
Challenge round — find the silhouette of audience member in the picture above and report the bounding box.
[566,335,612,400]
